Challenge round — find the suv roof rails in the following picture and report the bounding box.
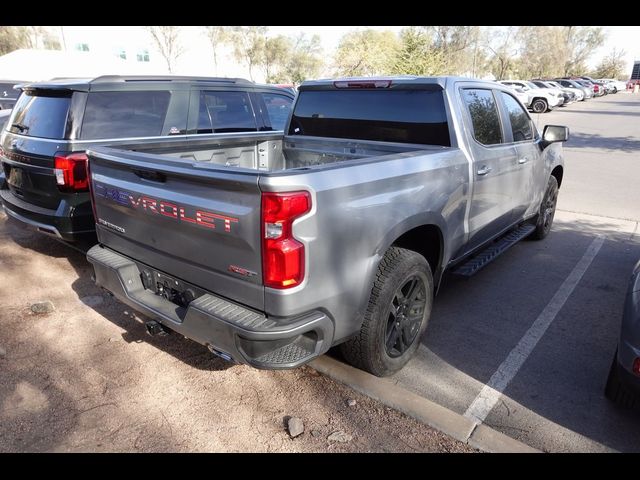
[90,75,254,84]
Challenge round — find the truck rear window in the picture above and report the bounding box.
[81,91,171,140]
[288,89,450,146]
[8,91,71,139]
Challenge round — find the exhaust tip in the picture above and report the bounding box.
[207,344,233,362]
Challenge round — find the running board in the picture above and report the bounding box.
[451,224,536,277]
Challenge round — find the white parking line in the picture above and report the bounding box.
[464,235,605,424]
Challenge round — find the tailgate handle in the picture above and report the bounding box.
[133,169,166,183]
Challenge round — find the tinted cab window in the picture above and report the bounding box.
[500,92,533,142]
[462,89,503,146]
[289,89,450,146]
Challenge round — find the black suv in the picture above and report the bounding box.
[0,75,295,241]
[0,80,27,110]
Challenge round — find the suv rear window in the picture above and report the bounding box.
[81,90,171,140]
[288,89,450,146]
[8,91,71,139]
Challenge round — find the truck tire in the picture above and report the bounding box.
[531,175,558,240]
[604,349,638,408]
[531,98,548,114]
[340,247,433,377]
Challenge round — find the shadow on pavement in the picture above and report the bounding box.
[397,215,640,452]
[566,133,640,153]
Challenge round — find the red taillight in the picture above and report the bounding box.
[633,358,640,376]
[261,191,311,289]
[54,152,88,192]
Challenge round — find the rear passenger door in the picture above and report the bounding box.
[459,87,519,253]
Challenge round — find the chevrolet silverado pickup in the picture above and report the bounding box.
[86,76,568,377]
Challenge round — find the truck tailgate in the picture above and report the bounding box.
[87,147,264,310]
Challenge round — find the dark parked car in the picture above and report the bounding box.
[0,80,28,110]
[605,259,640,407]
[0,109,11,131]
[0,75,295,242]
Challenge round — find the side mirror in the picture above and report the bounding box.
[541,125,569,148]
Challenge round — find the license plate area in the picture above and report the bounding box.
[139,267,204,308]
[7,165,24,189]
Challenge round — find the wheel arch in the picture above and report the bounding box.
[373,213,447,293]
[551,165,563,188]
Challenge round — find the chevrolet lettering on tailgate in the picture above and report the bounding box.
[93,182,239,232]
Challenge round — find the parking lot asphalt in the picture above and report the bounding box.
[388,92,640,452]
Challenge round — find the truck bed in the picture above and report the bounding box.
[87,132,452,312]
[113,132,444,172]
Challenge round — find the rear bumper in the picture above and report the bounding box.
[87,244,334,369]
[0,187,94,242]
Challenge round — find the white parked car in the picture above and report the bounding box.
[596,78,627,93]
[510,86,531,107]
[498,80,563,113]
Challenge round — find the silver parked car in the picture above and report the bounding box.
[546,80,584,102]
[555,79,593,100]
[605,259,640,407]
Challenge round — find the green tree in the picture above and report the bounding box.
[333,29,400,77]
[263,35,292,83]
[147,26,185,73]
[0,26,30,55]
[426,25,480,75]
[203,26,230,74]
[285,33,323,84]
[516,26,567,79]
[229,26,267,81]
[592,48,627,79]
[563,26,605,75]
[0,26,60,55]
[392,27,446,76]
[486,26,519,80]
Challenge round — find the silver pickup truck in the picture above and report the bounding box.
[86,76,568,377]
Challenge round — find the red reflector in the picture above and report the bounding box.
[261,191,311,289]
[54,152,88,192]
[333,80,392,89]
[633,358,640,376]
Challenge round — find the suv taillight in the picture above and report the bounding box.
[54,152,88,192]
[261,191,311,289]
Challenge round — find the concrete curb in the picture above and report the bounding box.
[309,356,540,453]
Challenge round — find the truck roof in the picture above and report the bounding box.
[299,76,489,90]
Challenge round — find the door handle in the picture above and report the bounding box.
[518,157,528,164]
[477,166,492,176]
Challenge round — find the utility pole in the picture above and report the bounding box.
[59,26,67,51]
